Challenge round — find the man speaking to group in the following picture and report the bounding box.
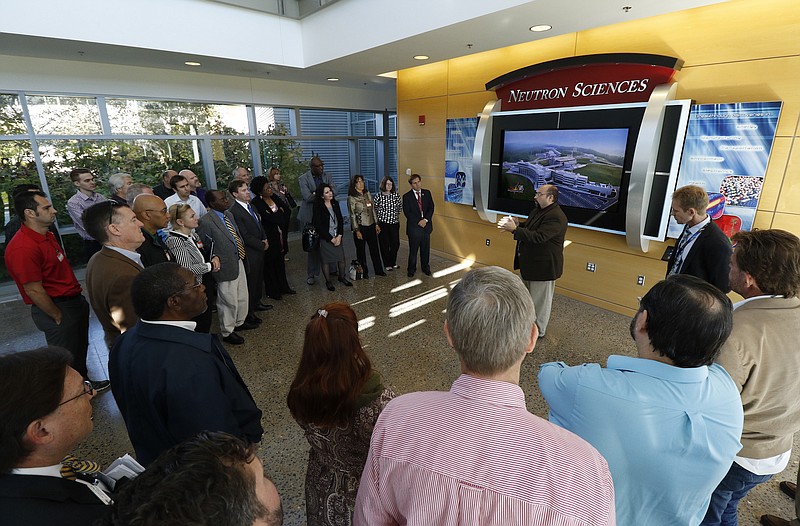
[499,184,568,338]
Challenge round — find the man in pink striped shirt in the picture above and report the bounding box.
[354,266,616,526]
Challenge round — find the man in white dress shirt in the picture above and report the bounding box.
[164,173,206,220]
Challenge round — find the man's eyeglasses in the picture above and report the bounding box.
[176,279,203,296]
[58,380,93,407]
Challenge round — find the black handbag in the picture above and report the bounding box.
[302,223,319,252]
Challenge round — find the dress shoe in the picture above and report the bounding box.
[246,314,262,324]
[89,379,111,392]
[256,303,273,311]
[376,272,387,277]
[407,272,415,278]
[267,294,283,301]
[306,276,315,285]
[422,269,432,276]
[222,332,244,345]
[385,267,393,272]
[326,281,336,291]
[235,321,259,331]
[780,481,796,499]
[282,288,297,295]
[760,515,791,526]
[337,277,353,287]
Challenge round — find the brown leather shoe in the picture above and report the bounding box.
[780,481,797,499]
[760,515,790,526]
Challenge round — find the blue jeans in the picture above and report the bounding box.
[701,462,773,526]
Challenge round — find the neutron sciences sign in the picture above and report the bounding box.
[487,54,682,111]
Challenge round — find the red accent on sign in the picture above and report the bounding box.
[494,63,677,111]
[418,115,426,126]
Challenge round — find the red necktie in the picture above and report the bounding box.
[416,191,423,214]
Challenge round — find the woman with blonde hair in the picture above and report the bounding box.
[164,203,220,332]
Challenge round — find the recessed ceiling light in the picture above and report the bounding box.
[327,77,339,82]
[184,61,201,66]
[413,55,429,61]
[529,24,552,32]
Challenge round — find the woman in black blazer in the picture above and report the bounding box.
[251,176,295,300]
[312,183,352,291]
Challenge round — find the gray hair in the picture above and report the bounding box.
[126,183,152,206]
[108,172,131,193]
[446,266,536,375]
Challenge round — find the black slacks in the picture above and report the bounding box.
[407,226,431,274]
[378,221,400,268]
[31,295,90,377]
[353,223,384,277]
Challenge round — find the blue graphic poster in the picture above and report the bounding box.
[445,117,478,205]
[669,101,782,238]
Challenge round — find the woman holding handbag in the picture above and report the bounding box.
[165,203,220,332]
[312,183,353,291]
[347,174,385,278]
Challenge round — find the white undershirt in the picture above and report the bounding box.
[731,293,791,475]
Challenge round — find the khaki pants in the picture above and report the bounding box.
[524,279,554,337]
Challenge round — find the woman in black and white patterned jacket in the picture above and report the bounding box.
[373,176,402,271]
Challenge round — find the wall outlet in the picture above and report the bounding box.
[586,262,596,272]
[405,168,412,176]
[485,239,490,246]
[637,275,646,286]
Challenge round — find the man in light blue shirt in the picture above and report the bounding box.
[539,274,744,526]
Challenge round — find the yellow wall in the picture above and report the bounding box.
[397,0,800,315]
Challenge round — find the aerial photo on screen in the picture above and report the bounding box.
[500,128,629,211]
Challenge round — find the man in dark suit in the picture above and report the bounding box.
[84,201,145,348]
[402,173,435,277]
[499,184,568,338]
[196,190,253,345]
[110,263,263,466]
[229,180,271,325]
[666,185,731,292]
[0,347,110,525]
[152,169,177,201]
[132,194,172,267]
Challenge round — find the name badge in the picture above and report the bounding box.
[56,251,65,262]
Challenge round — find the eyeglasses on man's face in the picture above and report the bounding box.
[58,380,93,407]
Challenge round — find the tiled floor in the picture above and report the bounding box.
[2,237,797,526]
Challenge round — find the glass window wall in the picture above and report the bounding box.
[1,91,396,287]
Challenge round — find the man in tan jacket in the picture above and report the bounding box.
[702,229,800,526]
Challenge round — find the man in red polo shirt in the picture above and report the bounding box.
[4,191,109,391]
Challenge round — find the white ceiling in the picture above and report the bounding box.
[0,0,727,91]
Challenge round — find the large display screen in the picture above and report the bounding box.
[486,103,690,236]
[498,128,629,212]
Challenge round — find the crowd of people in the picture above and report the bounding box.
[1,159,799,526]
